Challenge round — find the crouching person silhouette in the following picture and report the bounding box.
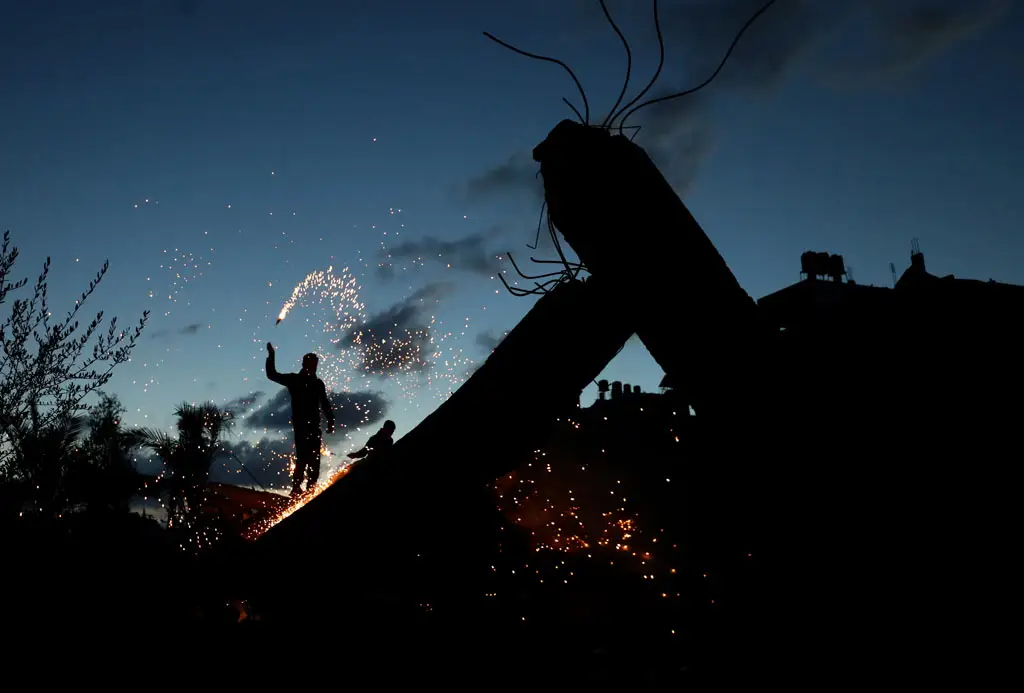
[266,343,335,496]
[347,420,396,463]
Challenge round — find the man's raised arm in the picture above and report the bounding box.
[266,342,291,385]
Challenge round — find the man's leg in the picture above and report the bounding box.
[292,429,308,496]
[291,453,306,496]
[294,428,321,493]
[307,430,322,489]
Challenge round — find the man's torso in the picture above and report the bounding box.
[288,375,323,430]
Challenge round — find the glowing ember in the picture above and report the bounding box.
[496,453,650,561]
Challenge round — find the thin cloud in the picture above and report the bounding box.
[338,282,455,376]
[244,389,388,431]
[621,0,841,192]
[464,151,543,203]
[476,0,1013,198]
[216,436,304,490]
[475,329,507,353]
[149,322,206,341]
[223,391,264,419]
[379,227,507,278]
[834,0,1016,82]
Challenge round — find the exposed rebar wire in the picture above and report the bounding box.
[599,0,633,129]
[548,215,576,277]
[483,30,591,124]
[611,0,665,134]
[619,0,779,131]
[507,252,575,281]
[561,97,586,124]
[527,200,548,250]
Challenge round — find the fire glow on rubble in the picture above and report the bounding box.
[494,445,659,571]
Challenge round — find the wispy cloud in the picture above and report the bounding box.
[474,0,1014,197]
[338,282,455,376]
[223,391,264,418]
[833,0,1016,83]
[475,329,507,353]
[149,322,206,341]
[243,389,388,431]
[630,0,1012,186]
[217,436,303,490]
[379,226,507,279]
[464,151,544,204]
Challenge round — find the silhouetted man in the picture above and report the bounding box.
[266,342,335,496]
[347,420,396,462]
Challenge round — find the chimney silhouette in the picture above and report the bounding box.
[611,381,623,399]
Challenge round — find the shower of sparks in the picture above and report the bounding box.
[275,265,364,329]
[127,243,217,399]
[152,246,214,316]
[123,202,511,552]
[495,451,652,562]
[241,446,355,540]
[487,404,695,601]
[267,264,378,400]
[347,322,432,376]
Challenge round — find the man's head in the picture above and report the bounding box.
[382,420,396,435]
[301,352,319,374]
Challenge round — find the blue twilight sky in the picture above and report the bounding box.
[2,0,1022,475]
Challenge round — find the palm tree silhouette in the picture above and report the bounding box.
[135,402,233,536]
[76,392,145,513]
[1,397,86,518]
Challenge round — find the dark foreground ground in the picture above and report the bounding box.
[4,427,1016,689]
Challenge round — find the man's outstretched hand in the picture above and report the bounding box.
[267,342,274,356]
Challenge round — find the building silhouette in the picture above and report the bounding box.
[759,242,1024,333]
